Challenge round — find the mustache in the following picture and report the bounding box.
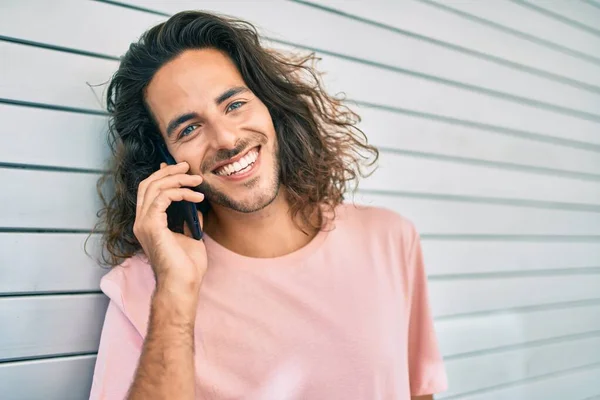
[201,134,267,173]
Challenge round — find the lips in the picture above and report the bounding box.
[213,146,260,176]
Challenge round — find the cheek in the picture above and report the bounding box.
[251,102,276,134]
[177,143,208,175]
[262,118,278,149]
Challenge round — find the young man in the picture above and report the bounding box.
[89,10,447,400]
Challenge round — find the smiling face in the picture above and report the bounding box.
[145,48,280,213]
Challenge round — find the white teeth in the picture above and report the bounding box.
[215,148,259,176]
[247,149,258,163]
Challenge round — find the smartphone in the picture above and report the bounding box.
[156,141,203,240]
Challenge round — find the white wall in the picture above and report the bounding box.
[1,0,600,399]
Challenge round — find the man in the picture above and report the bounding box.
[89,10,447,400]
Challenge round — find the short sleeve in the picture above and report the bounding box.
[89,299,143,400]
[406,228,448,396]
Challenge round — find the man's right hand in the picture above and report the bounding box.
[133,161,207,293]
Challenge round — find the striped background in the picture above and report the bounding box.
[1,1,599,399]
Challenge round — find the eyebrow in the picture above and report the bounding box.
[215,86,249,106]
[165,86,250,138]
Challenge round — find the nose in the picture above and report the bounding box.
[207,119,238,150]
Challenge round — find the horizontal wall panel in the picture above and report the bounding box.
[214,1,600,114]
[5,98,600,180]
[0,104,110,170]
[358,105,600,176]
[0,41,117,111]
[227,1,600,115]
[4,6,600,147]
[429,0,600,58]
[0,0,164,58]
[440,335,600,398]
[363,152,600,206]
[459,364,600,400]
[436,304,600,357]
[422,240,600,276]
[0,295,598,396]
[0,233,106,294]
[3,272,600,364]
[314,51,600,146]
[2,234,598,297]
[0,294,108,361]
[356,192,600,236]
[3,1,600,117]
[6,294,597,387]
[4,166,598,235]
[0,355,97,400]
[521,0,600,33]
[5,36,600,149]
[6,95,600,177]
[430,275,600,317]
[0,168,102,229]
[312,0,600,88]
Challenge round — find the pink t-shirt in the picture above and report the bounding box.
[90,204,447,399]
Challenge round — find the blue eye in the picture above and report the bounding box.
[180,124,199,138]
[227,101,245,112]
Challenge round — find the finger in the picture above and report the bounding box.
[143,188,205,217]
[145,188,205,218]
[142,174,203,208]
[139,162,189,200]
[137,162,191,214]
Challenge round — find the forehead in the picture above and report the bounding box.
[145,48,244,125]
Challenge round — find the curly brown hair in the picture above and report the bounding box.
[89,10,379,267]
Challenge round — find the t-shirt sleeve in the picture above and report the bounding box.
[406,226,448,396]
[89,296,143,399]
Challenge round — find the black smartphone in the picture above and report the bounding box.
[155,141,203,241]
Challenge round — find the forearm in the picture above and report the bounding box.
[127,285,199,400]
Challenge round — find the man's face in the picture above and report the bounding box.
[145,48,280,213]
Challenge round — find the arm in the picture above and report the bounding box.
[125,161,207,399]
[91,162,207,399]
[126,281,200,400]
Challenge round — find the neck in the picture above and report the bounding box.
[202,188,320,258]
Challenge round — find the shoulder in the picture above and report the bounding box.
[334,201,419,244]
[328,201,421,264]
[331,202,425,289]
[99,253,155,336]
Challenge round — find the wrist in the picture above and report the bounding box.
[156,270,203,295]
[153,281,200,320]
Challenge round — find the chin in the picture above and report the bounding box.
[201,175,280,214]
[213,185,280,214]
[237,190,280,213]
